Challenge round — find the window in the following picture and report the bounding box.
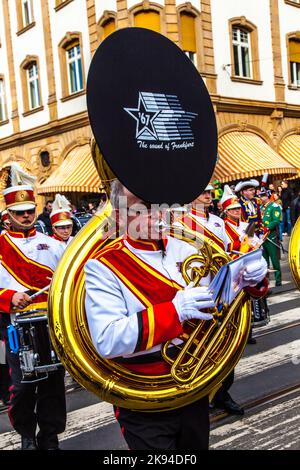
[0,79,7,122]
[180,12,197,65]
[98,13,117,43]
[16,0,35,33]
[22,0,33,27]
[27,62,40,109]
[58,33,85,100]
[229,18,261,84]
[20,56,42,114]
[289,39,300,86]
[66,42,83,94]
[232,27,251,78]
[134,11,160,32]
[40,151,50,167]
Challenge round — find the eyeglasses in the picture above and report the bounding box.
[12,209,36,216]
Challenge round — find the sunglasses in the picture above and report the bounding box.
[12,209,36,216]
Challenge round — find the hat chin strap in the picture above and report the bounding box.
[8,211,37,231]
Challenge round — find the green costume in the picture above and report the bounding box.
[262,201,282,285]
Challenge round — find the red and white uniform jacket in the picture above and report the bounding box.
[84,235,201,376]
[0,229,64,315]
[52,233,74,247]
[224,218,259,253]
[174,207,230,251]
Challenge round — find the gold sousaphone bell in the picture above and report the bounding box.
[48,27,252,411]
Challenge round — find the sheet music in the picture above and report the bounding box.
[209,249,263,305]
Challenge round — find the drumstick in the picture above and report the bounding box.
[12,284,52,311]
[29,284,51,300]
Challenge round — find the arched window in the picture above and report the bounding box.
[229,18,261,83]
[180,12,196,64]
[40,150,50,168]
[134,10,160,32]
[232,27,251,78]
[66,41,83,94]
[289,38,300,86]
[20,56,42,114]
[58,33,85,99]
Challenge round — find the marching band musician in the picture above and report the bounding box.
[174,183,231,252]
[259,188,282,287]
[50,194,74,247]
[221,185,260,254]
[220,186,269,344]
[83,26,268,450]
[235,179,264,238]
[0,164,66,450]
[85,180,216,450]
[85,181,268,448]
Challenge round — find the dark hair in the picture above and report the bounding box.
[46,200,53,205]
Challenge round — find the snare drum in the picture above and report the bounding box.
[15,309,62,382]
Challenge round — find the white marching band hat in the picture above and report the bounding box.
[234,179,259,193]
[3,163,37,211]
[50,194,73,227]
[204,183,214,191]
[220,185,241,211]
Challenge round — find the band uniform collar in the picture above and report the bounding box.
[225,217,239,227]
[7,228,36,238]
[191,206,208,220]
[125,234,168,252]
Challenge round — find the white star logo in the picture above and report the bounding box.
[124,93,160,140]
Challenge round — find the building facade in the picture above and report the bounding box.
[0,0,299,210]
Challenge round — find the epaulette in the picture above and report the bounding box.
[92,236,124,262]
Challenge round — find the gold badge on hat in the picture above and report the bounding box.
[58,212,69,220]
[15,190,30,202]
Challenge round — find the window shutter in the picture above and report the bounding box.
[103,18,116,39]
[180,13,196,53]
[134,11,160,33]
[289,40,300,63]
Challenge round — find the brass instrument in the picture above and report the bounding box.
[289,216,300,291]
[48,198,251,411]
[48,27,252,412]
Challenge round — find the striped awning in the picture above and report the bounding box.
[37,144,103,194]
[214,132,297,183]
[278,135,300,173]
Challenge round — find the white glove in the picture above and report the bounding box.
[242,257,268,285]
[172,283,215,322]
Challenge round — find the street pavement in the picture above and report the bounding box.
[0,235,299,450]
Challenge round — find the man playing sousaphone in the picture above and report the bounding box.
[0,163,66,450]
[82,28,268,450]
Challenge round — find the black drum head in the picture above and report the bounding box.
[87,27,217,205]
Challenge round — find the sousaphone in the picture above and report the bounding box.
[48,28,251,411]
